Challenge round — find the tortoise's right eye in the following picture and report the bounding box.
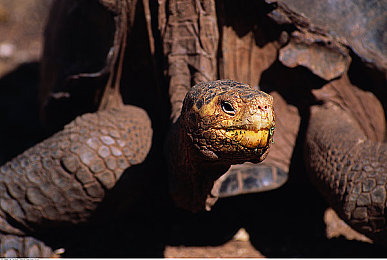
[221,101,236,116]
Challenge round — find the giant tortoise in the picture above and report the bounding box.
[0,0,386,257]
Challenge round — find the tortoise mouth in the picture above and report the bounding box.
[219,127,273,149]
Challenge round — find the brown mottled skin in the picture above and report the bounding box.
[167,80,274,212]
[306,102,387,243]
[0,106,153,256]
[304,76,387,243]
[1,0,386,257]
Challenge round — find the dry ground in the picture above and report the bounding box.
[164,208,371,258]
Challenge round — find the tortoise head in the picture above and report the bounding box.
[181,80,275,163]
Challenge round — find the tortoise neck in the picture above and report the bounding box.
[166,119,230,212]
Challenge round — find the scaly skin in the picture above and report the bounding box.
[0,106,152,256]
[0,234,55,257]
[305,103,387,244]
[167,80,275,212]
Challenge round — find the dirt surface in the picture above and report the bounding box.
[166,227,264,258]
[163,208,371,258]
[165,240,264,258]
[159,184,387,258]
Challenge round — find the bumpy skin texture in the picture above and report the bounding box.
[0,234,55,257]
[306,103,387,243]
[182,80,274,161]
[303,75,387,244]
[0,106,152,256]
[167,80,275,212]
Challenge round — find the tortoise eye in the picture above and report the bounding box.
[221,101,236,116]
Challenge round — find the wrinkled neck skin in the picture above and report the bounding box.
[166,119,230,212]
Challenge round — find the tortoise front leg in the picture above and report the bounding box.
[0,233,57,257]
[0,106,152,256]
[305,99,387,245]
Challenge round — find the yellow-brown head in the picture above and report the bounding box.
[181,80,275,163]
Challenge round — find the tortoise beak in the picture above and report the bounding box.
[242,103,275,132]
[222,107,275,149]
